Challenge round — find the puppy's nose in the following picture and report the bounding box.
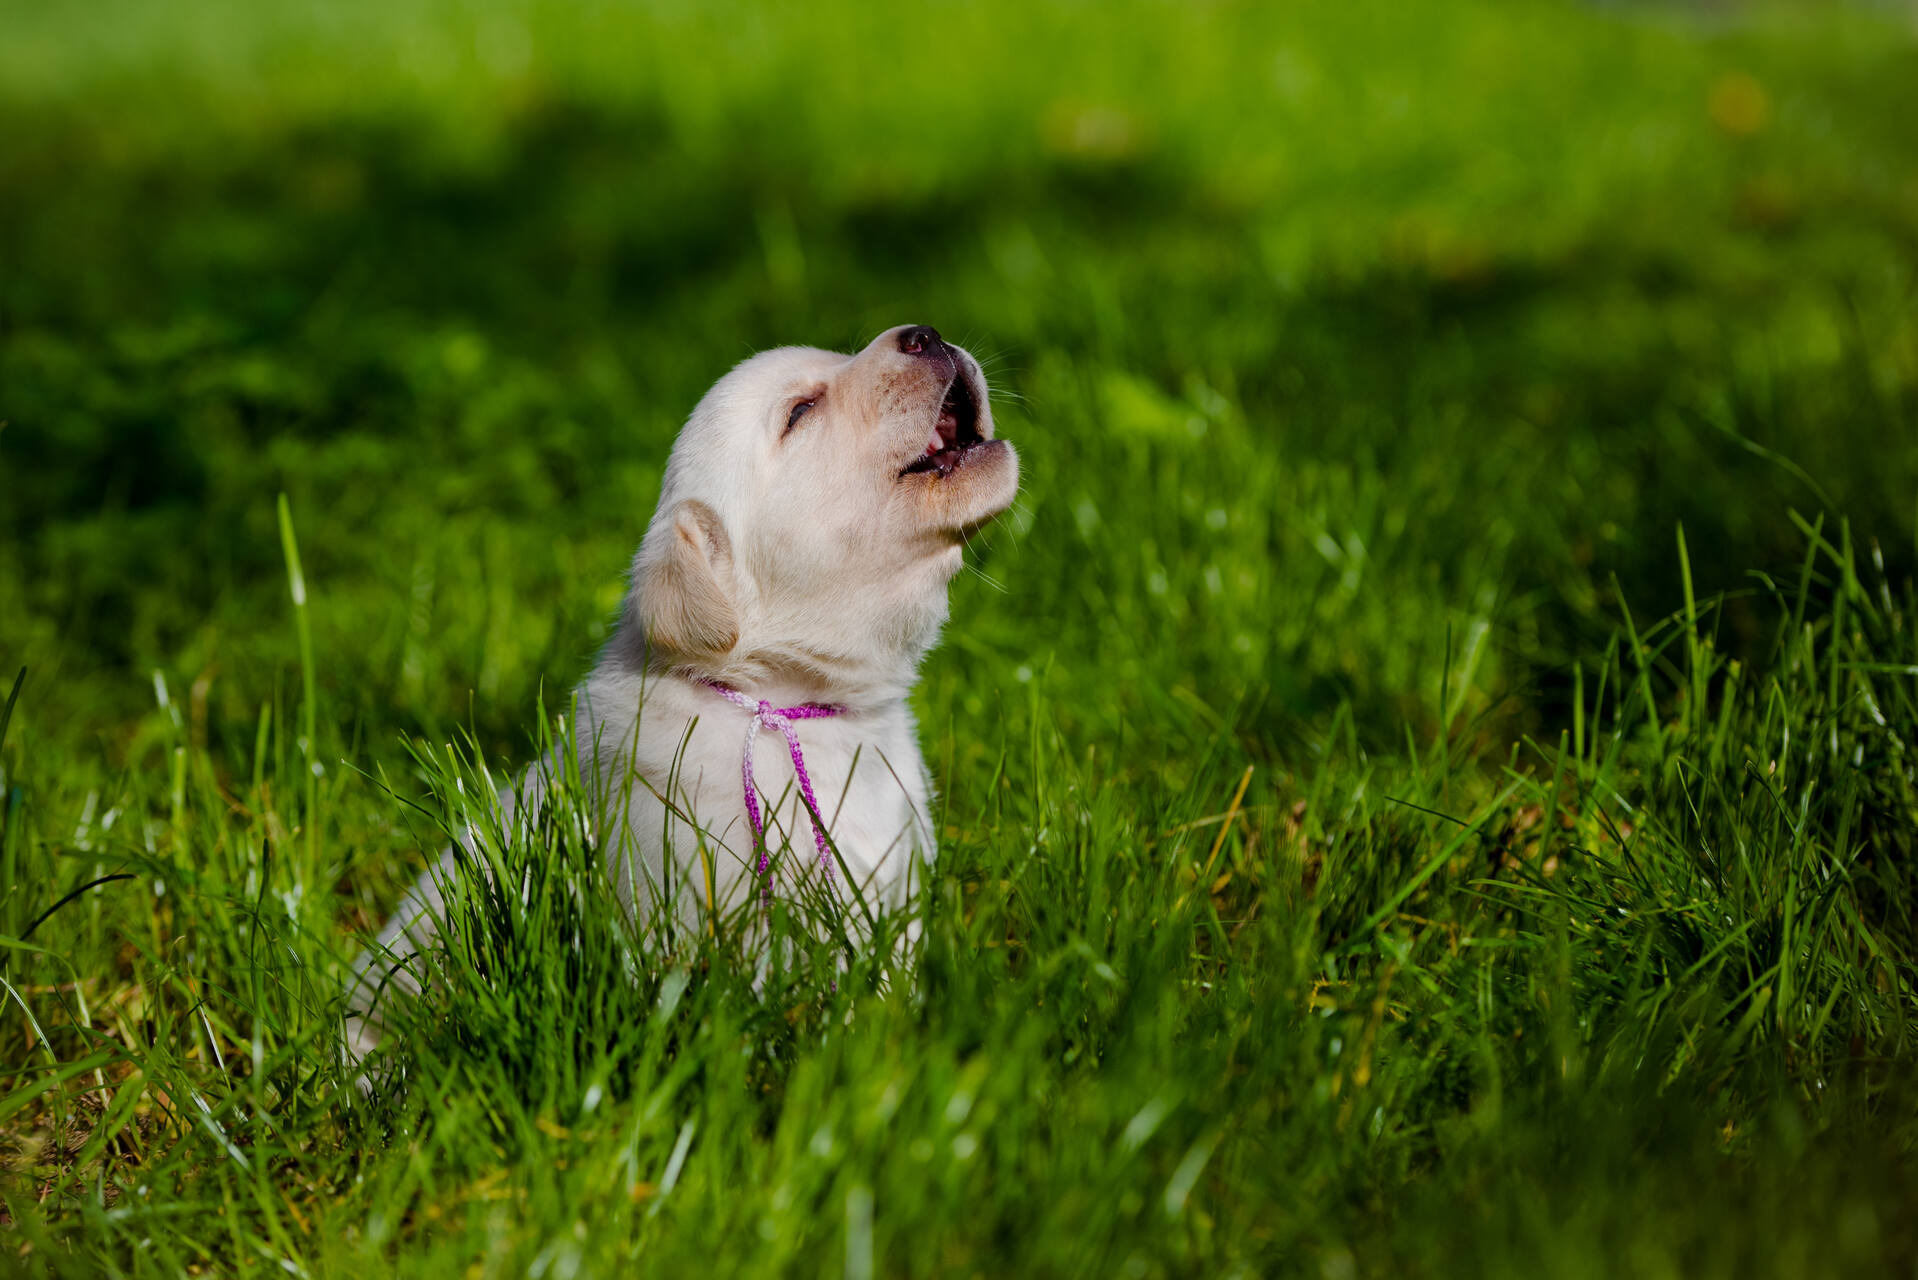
[897,325,944,356]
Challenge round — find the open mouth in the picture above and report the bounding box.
[900,375,984,478]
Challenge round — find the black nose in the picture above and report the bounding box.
[897,325,943,356]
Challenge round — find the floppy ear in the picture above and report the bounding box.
[635,499,739,659]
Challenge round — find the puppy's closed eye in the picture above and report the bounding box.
[784,398,817,435]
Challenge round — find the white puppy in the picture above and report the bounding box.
[348,325,1017,1060]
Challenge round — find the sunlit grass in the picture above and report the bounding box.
[2,0,1916,1275]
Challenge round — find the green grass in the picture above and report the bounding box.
[3,0,1917,1274]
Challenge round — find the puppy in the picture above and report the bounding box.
[348,325,1017,1061]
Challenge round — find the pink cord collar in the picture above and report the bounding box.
[698,678,844,896]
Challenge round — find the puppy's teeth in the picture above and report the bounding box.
[927,433,943,454]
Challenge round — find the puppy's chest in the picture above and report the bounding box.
[736,717,930,871]
[607,700,933,877]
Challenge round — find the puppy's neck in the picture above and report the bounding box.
[698,617,938,711]
[605,613,941,716]
[606,542,959,713]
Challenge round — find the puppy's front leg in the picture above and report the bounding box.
[344,756,555,1072]
[343,844,459,1067]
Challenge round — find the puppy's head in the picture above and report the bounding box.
[629,325,1019,690]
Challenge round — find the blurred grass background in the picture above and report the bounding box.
[2,1,1916,1275]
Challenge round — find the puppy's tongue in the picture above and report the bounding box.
[926,407,959,455]
[927,409,960,455]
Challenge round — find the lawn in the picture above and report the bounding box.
[2,0,1916,1274]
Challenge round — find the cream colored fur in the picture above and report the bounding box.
[347,326,1018,1062]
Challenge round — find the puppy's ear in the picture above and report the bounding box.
[635,499,739,659]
